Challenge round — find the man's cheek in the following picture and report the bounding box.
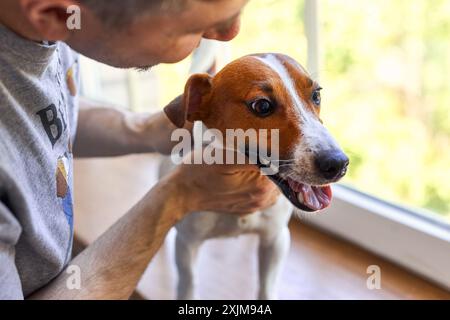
[165,37,202,63]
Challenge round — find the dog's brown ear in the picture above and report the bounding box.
[163,95,185,128]
[164,73,212,128]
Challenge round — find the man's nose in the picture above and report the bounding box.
[202,18,241,42]
[315,150,349,180]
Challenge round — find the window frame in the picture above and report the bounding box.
[78,0,450,291]
[303,0,450,291]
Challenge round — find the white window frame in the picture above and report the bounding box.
[78,0,450,291]
[303,0,450,290]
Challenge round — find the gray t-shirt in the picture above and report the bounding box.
[0,24,79,299]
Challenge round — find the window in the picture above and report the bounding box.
[303,0,450,290]
[319,0,450,223]
[230,0,449,223]
[79,57,161,112]
[79,0,450,289]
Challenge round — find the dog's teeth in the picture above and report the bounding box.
[297,192,304,203]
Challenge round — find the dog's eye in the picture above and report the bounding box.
[249,99,274,117]
[312,89,322,106]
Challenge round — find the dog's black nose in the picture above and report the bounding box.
[315,150,349,180]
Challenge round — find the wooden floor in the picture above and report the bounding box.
[73,154,450,300]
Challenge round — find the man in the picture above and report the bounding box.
[0,0,278,299]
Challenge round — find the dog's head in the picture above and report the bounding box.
[165,53,349,212]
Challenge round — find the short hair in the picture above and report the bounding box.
[78,0,188,26]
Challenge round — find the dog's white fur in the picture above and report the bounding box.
[159,53,343,300]
[159,155,292,300]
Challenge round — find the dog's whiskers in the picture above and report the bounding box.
[281,170,303,181]
[277,162,295,166]
[270,159,296,163]
[277,163,294,169]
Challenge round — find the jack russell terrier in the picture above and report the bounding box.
[160,53,349,300]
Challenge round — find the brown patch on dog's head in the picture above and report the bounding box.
[164,53,322,160]
[164,53,349,212]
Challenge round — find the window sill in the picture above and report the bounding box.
[304,184,450,291]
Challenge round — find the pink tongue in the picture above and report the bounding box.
[300,185,322,210]
[287,178,332,211]
[299,185,332,211]
[313,186,332,209]
[287,178,303,192]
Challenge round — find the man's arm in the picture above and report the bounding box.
[29,155,279,300]
[30,172,184,299]
[73,96,191,157]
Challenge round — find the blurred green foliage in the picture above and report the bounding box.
[153,0,449,220]
[319,0,450,219]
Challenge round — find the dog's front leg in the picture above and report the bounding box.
[175,232,200,300]
[257,227,290,300]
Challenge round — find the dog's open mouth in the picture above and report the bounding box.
[268,174,332,212]
[245,149,333,212]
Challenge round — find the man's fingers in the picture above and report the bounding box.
[176,148,281,215]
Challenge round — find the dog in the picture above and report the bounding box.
[160,53,349,300]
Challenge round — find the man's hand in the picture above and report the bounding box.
[167,150,280,216]
[31,153,279,299]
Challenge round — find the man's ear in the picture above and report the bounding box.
[20,0,77,41]
[164,73,212,128]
